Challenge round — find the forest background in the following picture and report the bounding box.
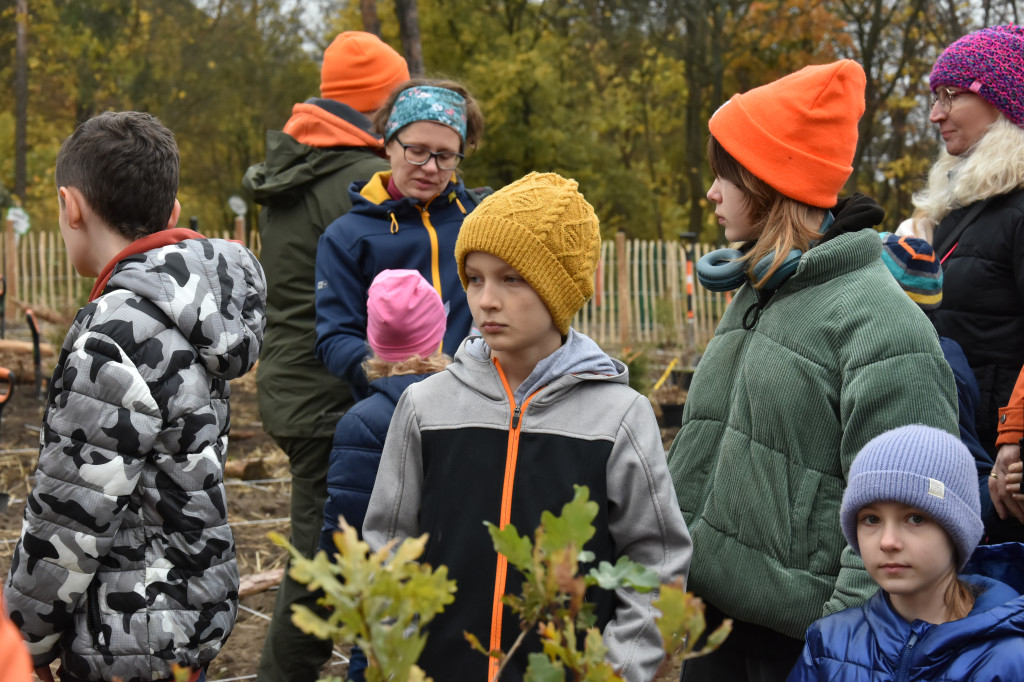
[0,0,1022,247]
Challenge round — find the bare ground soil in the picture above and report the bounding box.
[0,322,683,681]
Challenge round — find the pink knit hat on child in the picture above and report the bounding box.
[366,269,446,362]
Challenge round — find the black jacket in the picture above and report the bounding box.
[932,189,1024,454]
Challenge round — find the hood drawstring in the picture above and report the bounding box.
[742,289,774,330]
[454,196,467,214]
[389,212,399,234]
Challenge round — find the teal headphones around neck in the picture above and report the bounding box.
[696,211,835,293]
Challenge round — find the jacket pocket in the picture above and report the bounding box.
[789,469,821,570]
[86,581,107,649]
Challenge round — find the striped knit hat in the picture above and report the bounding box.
[455,172,601,336]
[841,425,983,570]
[879,232,942,310]
[930,25,1024,127]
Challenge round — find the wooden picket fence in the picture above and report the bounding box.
[1,222,729,354]
[573,233,731,357]
[1,220,260,325]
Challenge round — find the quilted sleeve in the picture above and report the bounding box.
[825,345,958,616]
[603,393,692,682]
[3,320,159,665]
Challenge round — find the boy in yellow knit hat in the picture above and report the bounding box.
[363,171,691,681]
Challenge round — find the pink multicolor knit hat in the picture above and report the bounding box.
[929,25,1024,127]
[366,269,446,362]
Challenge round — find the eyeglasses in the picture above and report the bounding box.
[394,139,464,170]
[930,86,964,114]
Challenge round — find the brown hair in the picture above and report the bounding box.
[362,352,452,382]
[56,111,179,240]
[944,574,976,621]
[707,135,824,289]
[372,78,484,151]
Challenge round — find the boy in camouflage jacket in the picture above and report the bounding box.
[4,112,266,682]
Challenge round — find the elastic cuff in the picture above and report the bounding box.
[996,405,1022,446]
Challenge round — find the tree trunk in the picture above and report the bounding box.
[394,0,424,77]
[361,0,381,37]
[14,0,29,202]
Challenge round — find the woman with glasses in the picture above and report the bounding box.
[899,26,1024,540]
[314,79,485,399]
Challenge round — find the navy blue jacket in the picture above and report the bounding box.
[314,171,476,398]
[788,542,1024,682]
[320,373,429,552]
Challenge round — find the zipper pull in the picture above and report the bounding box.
[511,405,521,429]
[895,630,919,681]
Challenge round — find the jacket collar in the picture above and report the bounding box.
[357,170,463,208]
[451,330,625,405]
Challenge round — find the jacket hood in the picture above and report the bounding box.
[282,98,382,149]
[104,238,266,380]
[455,329,624,404]
[369,373,425,404]
[242,99,384,206]
[865,542,1024,672]
[816,192,886,247]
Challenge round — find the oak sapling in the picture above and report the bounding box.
[472,485,731,681]
[269,519,456,682]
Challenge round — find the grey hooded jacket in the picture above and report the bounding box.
[5,237,266,681]
[364,330,691,681]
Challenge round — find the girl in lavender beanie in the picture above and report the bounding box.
[788,424,1024,681]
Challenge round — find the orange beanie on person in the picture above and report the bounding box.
[320,31,410,113]
[709,59,866,208]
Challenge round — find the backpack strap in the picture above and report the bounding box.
[933,198,994,261]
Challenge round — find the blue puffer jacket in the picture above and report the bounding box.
[320,373,430,552]
[788,542,1024,682]
[314,171,477,398]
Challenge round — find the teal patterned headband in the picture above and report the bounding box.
[385,86,467,144]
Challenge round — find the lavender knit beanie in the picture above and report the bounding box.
[840,425,983,570]
[930,25,1024,127]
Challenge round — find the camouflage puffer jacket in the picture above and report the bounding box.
[4,237,266,682]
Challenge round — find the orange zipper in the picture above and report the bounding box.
[488,358,541,681]
[415,203,443,299]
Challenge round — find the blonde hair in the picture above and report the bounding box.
[944,574,976,621]
[708,136,825,289]
[912,115,1024,229]
[363,352,452,381]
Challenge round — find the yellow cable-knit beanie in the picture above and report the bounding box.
[456,172,601,336]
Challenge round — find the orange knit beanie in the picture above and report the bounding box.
[709,59,866,208]
[320,31,410,114]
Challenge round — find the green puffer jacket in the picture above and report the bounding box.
[667,222,958,641]
[243,100,389,437]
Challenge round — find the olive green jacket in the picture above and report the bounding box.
[243,102,388,437]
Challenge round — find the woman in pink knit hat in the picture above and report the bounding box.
[901,26,1024,540]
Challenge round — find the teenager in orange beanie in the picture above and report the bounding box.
[241,31,408,682]
[666,60,959,682]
